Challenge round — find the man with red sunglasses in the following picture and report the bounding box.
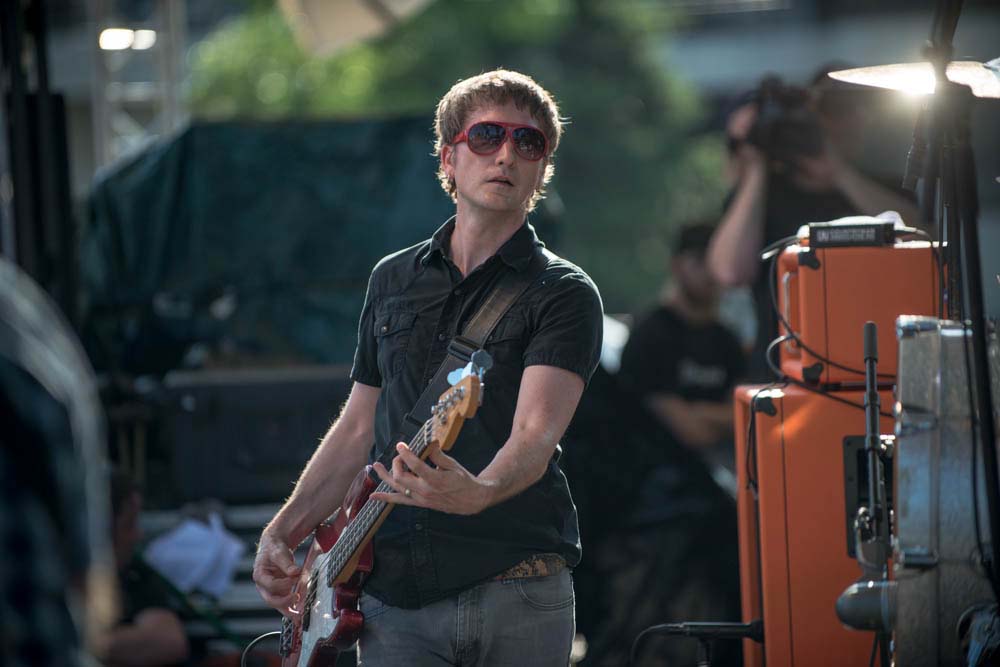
[254,69,603,665]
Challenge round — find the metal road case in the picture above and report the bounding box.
[894,316,1000,666]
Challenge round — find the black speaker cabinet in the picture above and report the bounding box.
[160,365,354,505]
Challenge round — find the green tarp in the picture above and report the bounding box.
[81,117,455,374]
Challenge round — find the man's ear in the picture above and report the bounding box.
[441,144,455,180]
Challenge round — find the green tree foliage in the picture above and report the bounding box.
[188,0,727,311]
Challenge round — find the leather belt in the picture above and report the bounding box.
[493,553,567,581]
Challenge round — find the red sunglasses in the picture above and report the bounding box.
[453,121,548,162]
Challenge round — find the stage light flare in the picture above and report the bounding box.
[99,28,134,50]
[830,60,1000,99]
[132,30,157,50]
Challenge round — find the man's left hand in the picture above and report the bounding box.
[370,442,490,515]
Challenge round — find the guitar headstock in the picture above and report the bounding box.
[429,375,481,451]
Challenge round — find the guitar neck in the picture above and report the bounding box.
[323,421,433,587]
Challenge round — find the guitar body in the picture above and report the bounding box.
[281,468,376,667]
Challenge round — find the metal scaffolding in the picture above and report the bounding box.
[89,0,187,169]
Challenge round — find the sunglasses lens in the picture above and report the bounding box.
[466,123,506,155]
[511,127,546,161]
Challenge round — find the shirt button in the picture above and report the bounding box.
[415,523,423,531]
[380,324,389,333]
[427,378,434,386]
[453,288,462,296]
[438,333,447,341]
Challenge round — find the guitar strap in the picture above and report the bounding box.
[377,246,551,465]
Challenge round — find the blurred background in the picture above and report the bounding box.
[2,0,998,664]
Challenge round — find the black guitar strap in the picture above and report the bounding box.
[378,247,550,465]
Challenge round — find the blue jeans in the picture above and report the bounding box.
[357,569,575,666]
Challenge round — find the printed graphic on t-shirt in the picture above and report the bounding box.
[677,358,728,391]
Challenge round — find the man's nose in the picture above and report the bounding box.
[494,136,516,163]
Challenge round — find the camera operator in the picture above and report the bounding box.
[707,69,919,381]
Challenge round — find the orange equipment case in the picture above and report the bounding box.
[775,241,938,385]
[734,383,894,667]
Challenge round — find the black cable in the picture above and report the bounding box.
[963,319,997,600]
[869,632,878,667]
[745,391,773,664]
[896,226,932,243]
[628,622,763,666]
[765,336,894,418]
[612,537,683,666]
[241,631,282,667]
[745,381,782,496]
[760,234,802,262]
[629,624,670,666]
[746,402,758,495]
[764,227,940,383]
[628,625,714,667]
[766,251,895,381]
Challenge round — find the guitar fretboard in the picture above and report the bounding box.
[324,418,433,588]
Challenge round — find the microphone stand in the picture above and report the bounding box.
[839,8,1000,664]
[836,323,894,666]
[922,0,1000,603]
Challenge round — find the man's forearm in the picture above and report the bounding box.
[475,365,585,510]
[266,425,369,547]
[693,400,735,431]
[476,428,560,510]
[835,164,921,228]
[101,609,188,667]
[265,388,377,547]
[708,162,768,286]
[645,395,728,450]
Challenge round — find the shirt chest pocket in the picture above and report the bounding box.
[484,316,528,370]
[374,310,418,379]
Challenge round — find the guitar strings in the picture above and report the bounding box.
[303,417,433,595]
[322,419,432,586]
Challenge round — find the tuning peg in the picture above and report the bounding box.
[471,350,494,378]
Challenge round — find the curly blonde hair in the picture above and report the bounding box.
[434,69,564,213]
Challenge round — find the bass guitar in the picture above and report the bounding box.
[277,356,489,666]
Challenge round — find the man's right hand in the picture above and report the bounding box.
[727,102,757,144]
[253,530,302,613]
[726,103,766,178]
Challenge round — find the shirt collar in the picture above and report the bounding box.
[424,216,456,264]
[422,216,543,272]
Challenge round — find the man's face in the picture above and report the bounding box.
[674,252,720,305]
[441,101,548,216]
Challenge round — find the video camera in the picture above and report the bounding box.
[744,76,825,169]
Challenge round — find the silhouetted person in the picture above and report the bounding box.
[708,69,919,380]
[583,225,744,667]
[0,257,113,667]
[619,223,745,474]
[96,469,190,667]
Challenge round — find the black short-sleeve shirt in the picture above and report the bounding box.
[350,217,603,609]
[618,305,745,405]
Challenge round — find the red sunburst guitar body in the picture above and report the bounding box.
[279,469,377,666]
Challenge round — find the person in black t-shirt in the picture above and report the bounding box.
[619,223,745,465]
[590,224,744,667]
[707,69,919,381]
[96,470,191,667]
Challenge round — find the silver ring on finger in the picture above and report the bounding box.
[403,487,412,498]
